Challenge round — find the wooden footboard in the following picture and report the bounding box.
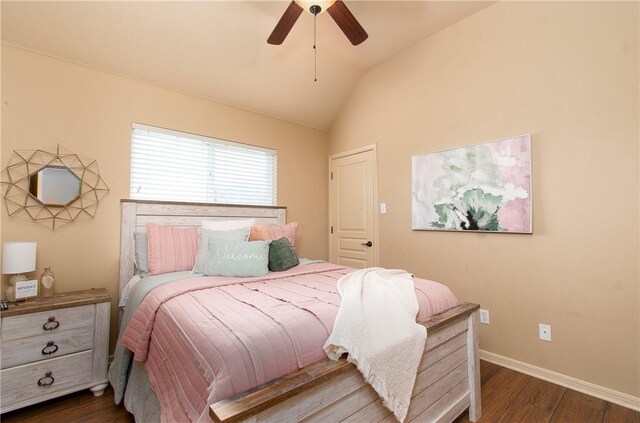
[210,302,481,423]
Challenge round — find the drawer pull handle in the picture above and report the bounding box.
[37,371,55,387]
[42,341,59,355]
[43,317,60,331]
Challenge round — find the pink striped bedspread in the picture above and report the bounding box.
[120,263,458,422]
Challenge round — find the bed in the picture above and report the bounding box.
[111,199,481,423]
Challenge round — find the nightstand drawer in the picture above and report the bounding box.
[0,350,93,408]
[0,289,111,413]
[1,304,94,341]
[1,326,95,369]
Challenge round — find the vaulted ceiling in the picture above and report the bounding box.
[1,1,491,130]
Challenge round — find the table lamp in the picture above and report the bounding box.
[2,241,37,302]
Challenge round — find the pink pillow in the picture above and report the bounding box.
[146,223,199,275]
[249,222,299,246]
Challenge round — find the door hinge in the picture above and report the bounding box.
[330,226,333,234]
[330,172,334,180]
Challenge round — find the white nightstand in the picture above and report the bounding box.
[0,288,111,413]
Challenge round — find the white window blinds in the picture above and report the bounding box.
[130,124,277,206]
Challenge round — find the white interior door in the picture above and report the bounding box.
[329,147,377,268]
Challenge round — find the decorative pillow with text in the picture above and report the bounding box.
[203,239,271,277]
[192,227,251,274]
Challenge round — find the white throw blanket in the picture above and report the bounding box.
[323,268,427,422]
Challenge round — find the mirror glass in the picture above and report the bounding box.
[28,165,81,207]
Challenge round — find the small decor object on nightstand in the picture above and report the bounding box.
[40,267,55,297]
[15,279,39,300]
[2,241,37,302]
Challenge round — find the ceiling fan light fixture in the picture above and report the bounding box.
[268,0,367,47]
[294,0,336,15]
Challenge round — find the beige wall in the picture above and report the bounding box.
[329,2,639,398]
[1,45,329,350]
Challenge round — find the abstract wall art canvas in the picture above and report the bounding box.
[412,134,532,233]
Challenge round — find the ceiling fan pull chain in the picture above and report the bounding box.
[313,12,318,82]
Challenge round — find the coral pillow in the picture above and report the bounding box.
[249,222,299,246]
[146,223,199,275]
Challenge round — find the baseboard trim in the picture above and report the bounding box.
[480,350,640,412]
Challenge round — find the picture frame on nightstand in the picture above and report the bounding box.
[14,279,39,300]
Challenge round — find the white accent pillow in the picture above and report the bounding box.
[201,218,256,231]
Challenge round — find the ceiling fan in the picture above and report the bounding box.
[267,0,368,46]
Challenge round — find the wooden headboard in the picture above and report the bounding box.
[119,199,286,297]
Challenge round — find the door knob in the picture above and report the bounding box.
[361,241,373,247]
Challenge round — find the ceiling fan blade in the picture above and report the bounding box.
[326,0,368,46]
[267,1,304,45]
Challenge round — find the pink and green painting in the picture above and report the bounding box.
[412,134,532,233]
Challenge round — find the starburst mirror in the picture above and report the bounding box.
[1,145,109,230]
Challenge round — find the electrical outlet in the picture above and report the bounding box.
[479,309,490,324]
[539,323,551,341]
[380,203,387,214]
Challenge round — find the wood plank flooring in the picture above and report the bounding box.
[455,361,640,423]
[0,386,134,423]
[2,360,638,422]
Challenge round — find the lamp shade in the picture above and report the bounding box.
[2,242,37,274]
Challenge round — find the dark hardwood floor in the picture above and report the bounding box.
[454,361,640,423]
[2,361,638,422]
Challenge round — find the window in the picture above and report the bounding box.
[130,123,277,206]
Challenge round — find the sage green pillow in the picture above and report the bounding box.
[192,227,250,274]
[269,237,300,272]
[204,239,271,277]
